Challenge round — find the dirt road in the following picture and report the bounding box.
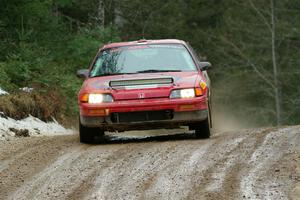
[0,127,299,200]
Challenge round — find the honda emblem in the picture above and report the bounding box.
[139,93,145,99]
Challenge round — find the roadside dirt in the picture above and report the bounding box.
[0,126,299,200]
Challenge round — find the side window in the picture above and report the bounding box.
[90,56,104,77]
[186,43,201,67]
[187,43,210,86]
[187,43,200,62]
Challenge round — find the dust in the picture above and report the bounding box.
[212,108,255,132]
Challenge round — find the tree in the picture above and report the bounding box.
[210,0,300,126]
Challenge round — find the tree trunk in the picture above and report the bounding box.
[270,0,281,126]
[97,0,105,28]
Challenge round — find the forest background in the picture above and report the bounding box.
[0,0,299,127]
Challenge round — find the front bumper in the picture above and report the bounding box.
[79,96,208,131]
[80,110,208,131]
[79,96,208,116]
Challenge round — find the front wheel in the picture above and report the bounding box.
[195,118,211,139]
[79,122,105,144]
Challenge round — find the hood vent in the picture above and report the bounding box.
[109,78,173,87]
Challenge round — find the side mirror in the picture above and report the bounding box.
[76,69,89,79]
[199,62,212,71]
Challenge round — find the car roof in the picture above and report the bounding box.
[101,39,186,50]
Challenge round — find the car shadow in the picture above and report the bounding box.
[97,132,197,144]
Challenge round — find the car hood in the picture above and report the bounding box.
[81,71,202,100]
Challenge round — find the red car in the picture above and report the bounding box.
[77,39,212,143]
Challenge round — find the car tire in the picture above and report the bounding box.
[79,122,105,144]
[208,98,213,128]
[195,118,211,139]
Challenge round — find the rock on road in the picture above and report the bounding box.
[0,127,299,200]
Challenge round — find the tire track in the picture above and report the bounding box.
[190,128,272,199]
[240,127,300,200]
[87,141,181,200]
[0,127,299,200]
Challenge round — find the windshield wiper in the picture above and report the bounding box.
[91,72,137,77]
[136,69,182,73]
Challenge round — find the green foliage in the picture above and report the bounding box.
[0,0,120,121]
[0,63,11,89]
[3,54,30,86]
[66,26,120,66]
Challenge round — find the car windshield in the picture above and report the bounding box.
[90,44,197,77]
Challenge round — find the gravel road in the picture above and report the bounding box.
[0,127,299,200]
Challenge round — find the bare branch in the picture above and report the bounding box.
[220,35,276,90]
[248,0,272,32]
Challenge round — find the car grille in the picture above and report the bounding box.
[109,78,173,87]
[111,110,173,123]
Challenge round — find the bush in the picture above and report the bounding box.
[0,90,65,122]
[0,25,120,123]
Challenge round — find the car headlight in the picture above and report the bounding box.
[86,94,113,103]
[170,88,195,99]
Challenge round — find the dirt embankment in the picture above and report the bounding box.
[0,127,299,200]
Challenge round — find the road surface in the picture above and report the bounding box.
[0,127,299,199]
